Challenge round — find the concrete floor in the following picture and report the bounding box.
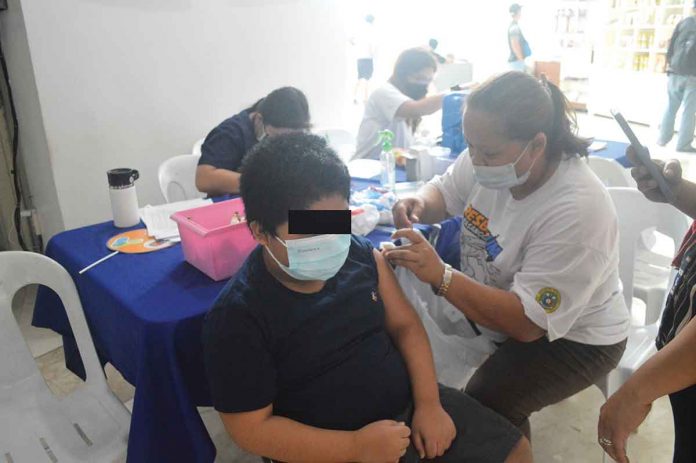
[10,112,689,462]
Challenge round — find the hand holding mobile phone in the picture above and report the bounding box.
[611,110,676,203]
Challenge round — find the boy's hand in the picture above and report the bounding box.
[410,404,456,459]
[354,420,411,462]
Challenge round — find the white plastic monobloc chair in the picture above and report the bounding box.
[596,187,686,400]
[158,154,206,203]
[587,156,688,325]
[314,128,356,163]
[192,138,205,156]
[0,251,130,462]
[587,156,636,188]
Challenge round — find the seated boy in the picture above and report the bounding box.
[202,133,532,462]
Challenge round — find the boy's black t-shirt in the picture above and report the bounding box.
[198,110,257,172]
[202,235,412,430]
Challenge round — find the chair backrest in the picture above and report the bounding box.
[0,251,107,393]
[655,197,691,247]
[192,138,205,156]
[314,128,356,149]
[607,187,688,310]
[158,154,205,203]
[588,156,636,188]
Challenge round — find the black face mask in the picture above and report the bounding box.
[401,82,429,100]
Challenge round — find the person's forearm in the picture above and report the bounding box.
[672,179,696,219]
[414,94,445,116]
[415,184,449,224]
[229,415,358,462]
[621,317,696,405]
[444,271,544,342]
[195,167,241,196]
[397,95,445,119]
[390,318,441,407]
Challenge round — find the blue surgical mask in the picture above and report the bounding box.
[472,142,537,190]
[265,234,351,281]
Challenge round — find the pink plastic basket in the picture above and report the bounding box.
[171,198,256,281]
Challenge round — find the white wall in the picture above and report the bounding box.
[14,0,353,235]
[0,0,64,240]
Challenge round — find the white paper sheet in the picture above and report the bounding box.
[141,198,212,239]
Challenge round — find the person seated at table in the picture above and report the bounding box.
[202,133,532,463]
[354,47,445,160]
[195,86,310,196]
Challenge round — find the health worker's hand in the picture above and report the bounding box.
[383,228,445,288]
[392,197,426,229]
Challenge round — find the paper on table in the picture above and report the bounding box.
[141,198,211,239]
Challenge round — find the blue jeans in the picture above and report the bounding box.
[659,74,696,150]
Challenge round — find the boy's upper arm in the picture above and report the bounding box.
[219,404,273,440]
[373,249,420,333]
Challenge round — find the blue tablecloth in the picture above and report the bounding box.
[590,140,630,167]
[31,178,408,463]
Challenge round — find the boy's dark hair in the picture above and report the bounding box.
[429,38,439,50]
[258,87,311,130]
[509,3,522,15]
[240,133,350,236]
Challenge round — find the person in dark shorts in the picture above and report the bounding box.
[357,56,374,81]
[351,14,376,104]
[195,86,310,196]
[202,133,532,462]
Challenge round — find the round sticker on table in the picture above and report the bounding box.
[107,229,175,254]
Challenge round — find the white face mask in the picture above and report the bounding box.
[472,141,537,190]
[265,234,351,281]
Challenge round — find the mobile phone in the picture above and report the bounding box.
[611,110,675,203]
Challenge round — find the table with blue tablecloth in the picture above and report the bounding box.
[588,140,630,167]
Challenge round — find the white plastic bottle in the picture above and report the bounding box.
[378,130,396,191]
[107,168,140,228]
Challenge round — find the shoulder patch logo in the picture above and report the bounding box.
[536,287,561,314]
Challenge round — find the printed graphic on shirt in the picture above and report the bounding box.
[460,205,502,285]
[371,290,379,302]
[536,287,561,314]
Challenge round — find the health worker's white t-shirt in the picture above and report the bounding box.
[429,151,630,345]
[355,83,413,160]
